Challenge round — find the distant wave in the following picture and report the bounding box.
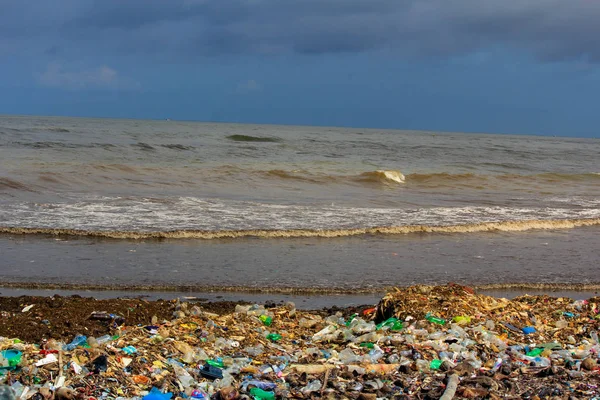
[1,218,599,240]
[131,142,155,151]
[47,127,70,133]
[0,177,34,192]
[160,144,195,151]
[6,141,116,150]
[1,127,70,133]
[226,134,282,143]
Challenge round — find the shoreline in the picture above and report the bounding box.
[1,280,599,296]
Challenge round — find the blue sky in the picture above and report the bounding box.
[1,1,599,137]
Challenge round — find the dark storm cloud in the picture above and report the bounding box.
[3,0,600,62]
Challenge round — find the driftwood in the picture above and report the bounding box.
[439,374,459,400]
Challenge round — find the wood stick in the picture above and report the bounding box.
[439,373,459,400]
[321,368,330,396]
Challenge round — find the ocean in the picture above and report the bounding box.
[1,114,599,295]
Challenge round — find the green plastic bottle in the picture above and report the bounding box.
[259,315,273,326]
[526,348,543,357]
[345,313,359,327]
[249,387,275,400]
[266,333,282,342]
[206,359,224,368]
[425,313,446,325]
[376,317,404,331]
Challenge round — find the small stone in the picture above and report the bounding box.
[453,361,475,376]
[357,394,377,400]
[581,357,596,371]
[55,387,76,400]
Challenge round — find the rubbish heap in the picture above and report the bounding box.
[0,284,599,399]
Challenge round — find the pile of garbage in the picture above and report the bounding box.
[1,284,600,399]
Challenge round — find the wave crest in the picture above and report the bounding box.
[1,218,598,240]
[359,170,405,184]
[0,177,33,192]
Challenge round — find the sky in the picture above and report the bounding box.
[1,1,599,137]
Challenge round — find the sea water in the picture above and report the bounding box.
[1,115,599,292]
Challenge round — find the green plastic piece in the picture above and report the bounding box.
[259,315,273,326]
[430,359,443,369]
[452,316,471,324]
[0,350,21,367]
[266,333,282,342]
[249,387,275,400]
[359,342,375,349]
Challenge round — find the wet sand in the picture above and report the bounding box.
[1,227,599,292]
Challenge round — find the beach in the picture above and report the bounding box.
[1,284,600,399]
[1,115,600,398]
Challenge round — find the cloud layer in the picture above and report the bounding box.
[37,63,139,90]
[2,0,600,62]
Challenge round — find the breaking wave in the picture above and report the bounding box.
[1,218,599,240]
[359,170,406,184]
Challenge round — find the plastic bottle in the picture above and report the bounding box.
[206,359,224,369]
[301,380,322,395]
[242,380,278,391]
[526,348,543,357]
[345,313,359,327]
[388,354,400,364]
[376,317,403,331]
[65,335,87,351]
[173,365,195,388]
[338,348,361,364]
[350,319,376,334]
[244,344,264,357]
[234,304,252,314]
[425,313,446,325]
[367,347,385,363]
[415,359,430,371]
[143,387,173,400]
[249,387,275,400]
[312,325,336,341]
[96,335,112,345]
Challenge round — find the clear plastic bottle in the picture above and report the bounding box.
[301,380,322,395]
[367,346,385,363]
[65,335,87,351]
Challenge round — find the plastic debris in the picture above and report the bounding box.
[0,283,599,399]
